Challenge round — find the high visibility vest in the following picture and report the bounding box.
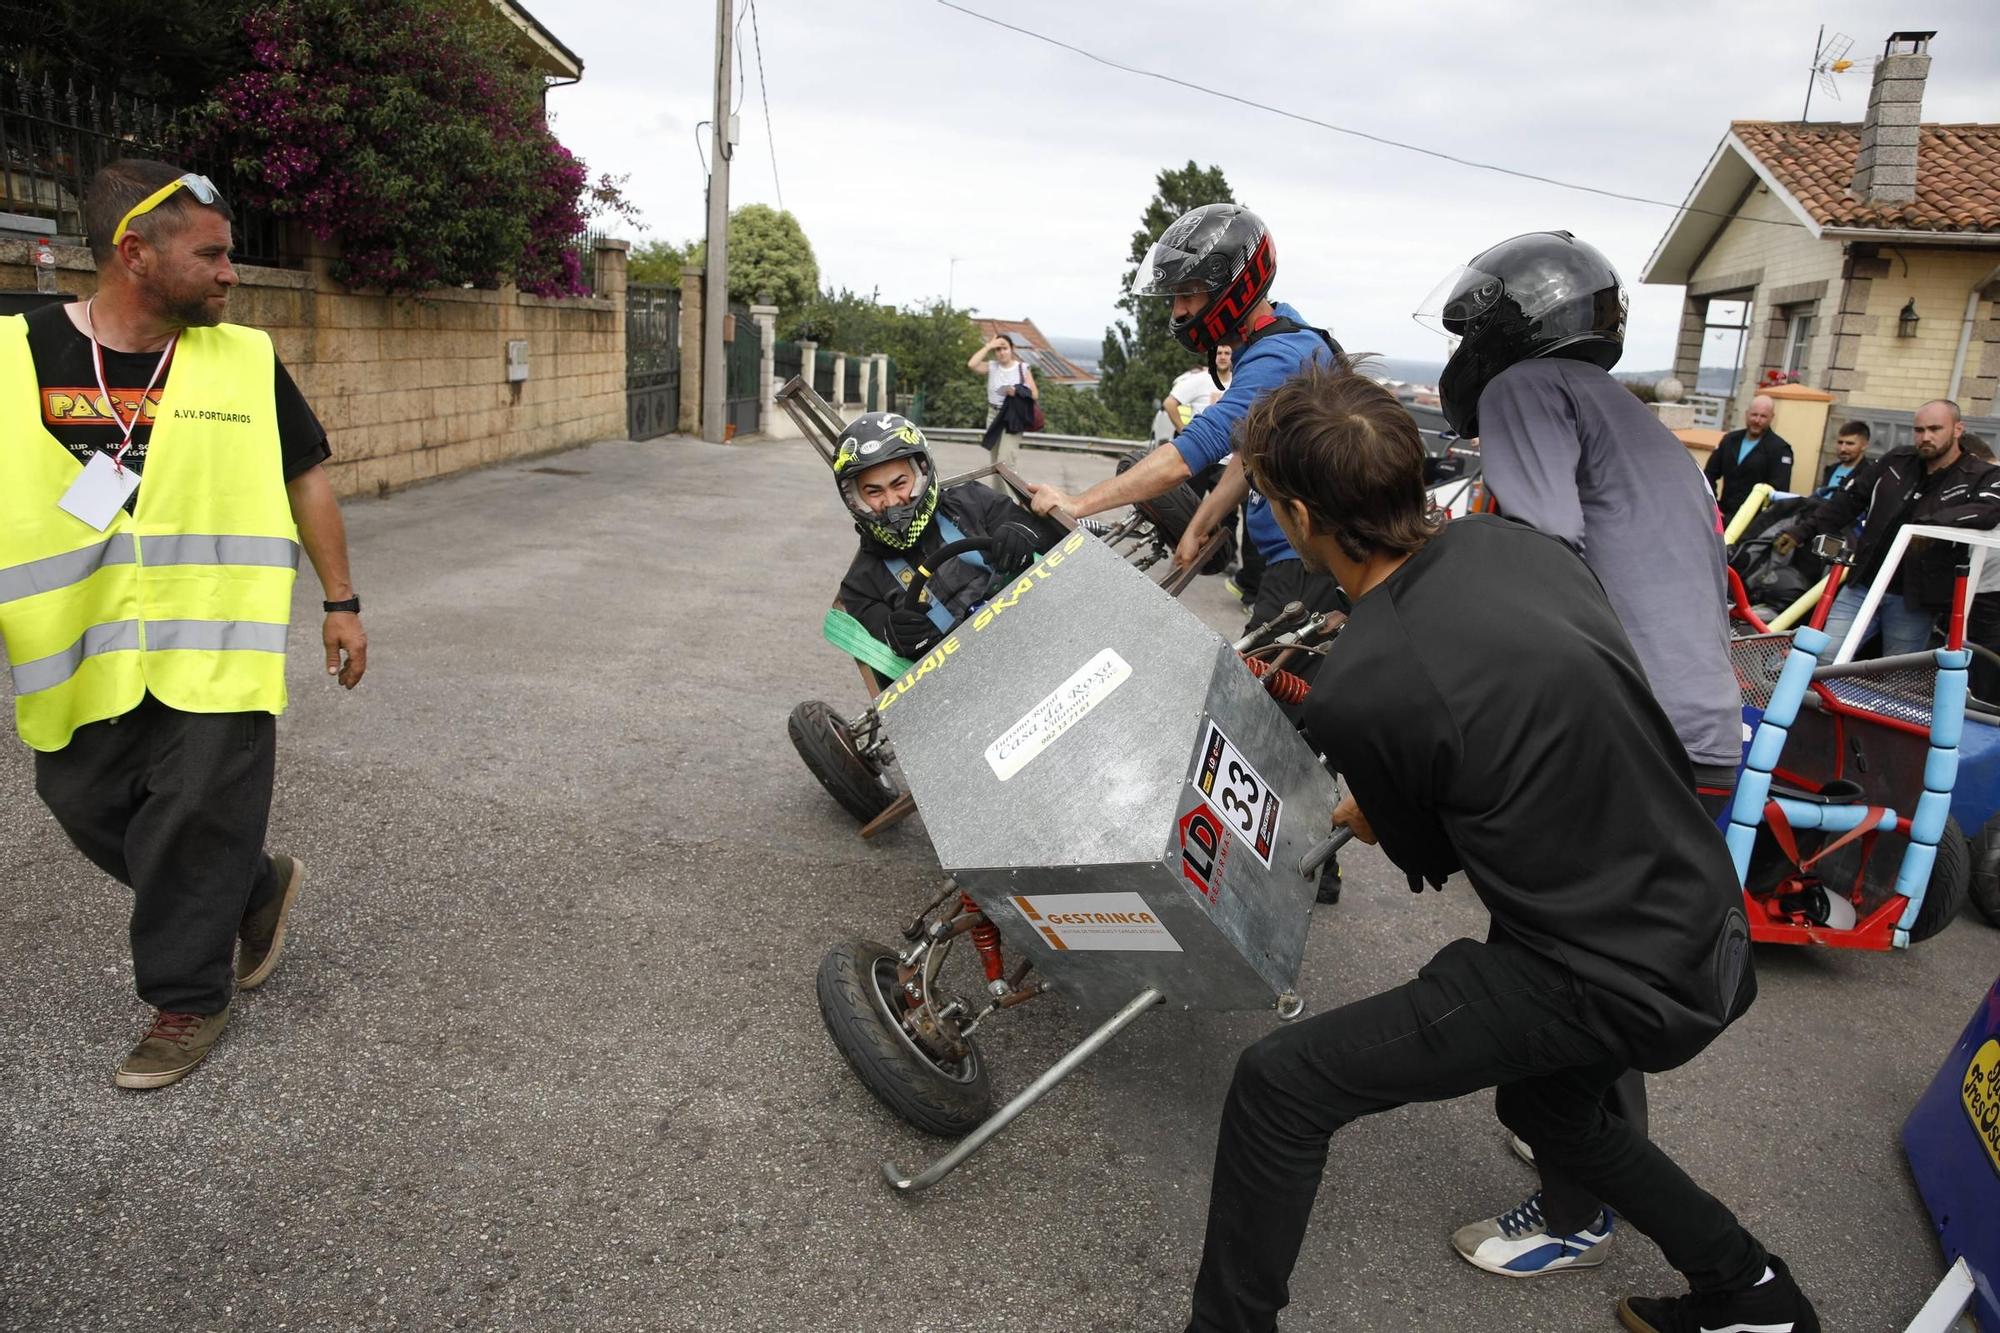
[0,315,297,752]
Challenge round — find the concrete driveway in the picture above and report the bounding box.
[1,434,1990,1331]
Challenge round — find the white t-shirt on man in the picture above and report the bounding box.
[1168,367,1224,424]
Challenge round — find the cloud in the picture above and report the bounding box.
[551,0,2000,369]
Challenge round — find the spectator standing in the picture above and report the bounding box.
[1164,344,1232,434]
[1782,399,2000,657]
[1817,420,1870,498]
[1951,432,2000,702]
[1705,394,1794,517]
[967,332,1037,479]
[0,160,366,1089]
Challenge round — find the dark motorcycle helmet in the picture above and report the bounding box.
[830,412,939,550]
[1420,231,1627,438]
[1132,204,1277,356]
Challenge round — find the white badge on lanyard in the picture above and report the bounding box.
[56,298,174,531]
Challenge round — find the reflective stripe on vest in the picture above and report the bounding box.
[0,316,296,751]
[882,513,988,635]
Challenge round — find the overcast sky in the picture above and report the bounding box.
[546,1,1999,370]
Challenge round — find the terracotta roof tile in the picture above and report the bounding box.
[1731,120,2000,234]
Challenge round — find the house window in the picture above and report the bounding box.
[1784,310,1814,377]
[1700,297,1752,399]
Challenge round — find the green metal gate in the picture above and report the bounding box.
[725,304,761,437]
[625,284,680,440]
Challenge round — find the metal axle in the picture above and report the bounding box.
[881,987,1166,1195]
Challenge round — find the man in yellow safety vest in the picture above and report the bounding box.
[0,159,367,1089]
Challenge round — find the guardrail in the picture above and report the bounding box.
[916,426,1145,459]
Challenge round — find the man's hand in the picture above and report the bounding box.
[1173,521,1216,571]
[1330,793,1376,845]
[886,599,937,658]
[1028,482,1073,518]
[324,612,367,689]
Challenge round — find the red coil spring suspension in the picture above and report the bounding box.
[1241,654,1311,706]
[963,892,1007,984]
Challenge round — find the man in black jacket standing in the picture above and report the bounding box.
[1182,360,1817,1333]
[1780,399,2000,657]
[1705,394,1793,517]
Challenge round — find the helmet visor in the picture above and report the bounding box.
[1131,232,1229,298]
[1414,264,1506,340]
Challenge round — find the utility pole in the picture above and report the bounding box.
[701,0,734,442]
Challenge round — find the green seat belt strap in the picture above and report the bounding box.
[822,607,913,681]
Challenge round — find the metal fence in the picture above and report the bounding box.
[773,338,803,387]
[0,64,290,267]
[626,283,680,440]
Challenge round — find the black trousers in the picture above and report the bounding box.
[34,695,282,1015]
[1187,934,1766,1333]
[1532,783,1733,1235]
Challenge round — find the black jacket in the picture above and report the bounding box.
[1305,516,1753,1072]
[1800,446,2000,608]
[836,483,1059,657]
[1704,428,1794,516]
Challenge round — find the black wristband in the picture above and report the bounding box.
[323,597,361,614]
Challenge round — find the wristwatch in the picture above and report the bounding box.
[323,597,361,613]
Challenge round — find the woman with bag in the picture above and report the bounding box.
[967,332,1039,477]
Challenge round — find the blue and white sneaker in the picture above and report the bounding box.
[1450,1191,1613,1277]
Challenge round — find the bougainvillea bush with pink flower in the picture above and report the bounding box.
[201,0,609,296]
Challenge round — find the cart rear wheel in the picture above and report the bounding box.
[816,939,993,1137]
[1117,449,1204,548]
[788,701,895,823]
[1909,817,1970,942]
[1969,813,2000,928]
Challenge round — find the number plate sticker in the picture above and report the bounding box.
[1194,721,1281,866]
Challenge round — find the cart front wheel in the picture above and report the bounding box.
[1968,813,2000,928]
[1909,817,1970,942]
[788,701,895,823]
[816,939,993,1137]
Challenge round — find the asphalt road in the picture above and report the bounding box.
[2,434,1994,1332]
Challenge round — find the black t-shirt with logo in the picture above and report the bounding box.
[23,302,330,484]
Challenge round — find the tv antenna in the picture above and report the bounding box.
[1800,27,1862,123]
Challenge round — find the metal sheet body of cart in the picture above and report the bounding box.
[868,525,1338,1189]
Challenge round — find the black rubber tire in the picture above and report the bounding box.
[1968,813,2000,928]
[1117,448,1204,548]
[1908,816,1970,942]
[815,939,993,1137]
[787,701,894,824]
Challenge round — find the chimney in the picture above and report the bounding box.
[1849,30,1934,202]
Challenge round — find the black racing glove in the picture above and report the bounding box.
[886,597,940,658]
[989,521,1042,578]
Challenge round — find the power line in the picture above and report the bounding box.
[749,0,784,213]
[933,0,1806,231]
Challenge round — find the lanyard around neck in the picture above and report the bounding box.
[85,298,176,473]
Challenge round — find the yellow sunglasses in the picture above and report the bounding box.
[110,173,221,246]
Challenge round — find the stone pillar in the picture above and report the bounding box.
[831,352,847,411]
[1850,37,1929,203]
[677,265,705,436]
[1672,296,1706,391]
[799,340,817,399]
[592,237,631,306]
[857,356,874,414]
[750,301,779,424]
[872,353,890,412]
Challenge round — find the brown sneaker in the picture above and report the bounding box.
[237,854,305,990]
[114,1007,229,1089]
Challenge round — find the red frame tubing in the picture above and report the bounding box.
[1947,569,1970,652]
[1743,886,1904,950]
[1727,567,1770,632]
[962,892,1007,985]
[1808,561,1846,631]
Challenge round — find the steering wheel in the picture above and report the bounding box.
[903,537,995,606]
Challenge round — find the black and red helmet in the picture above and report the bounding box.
[1132,204,1276,356]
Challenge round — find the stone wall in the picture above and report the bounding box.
[0,236,630,498]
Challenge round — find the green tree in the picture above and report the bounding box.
[1097,161,1237,439]
[1037,380,1121,438]
[628,237,694,286]
[691,204,818,313]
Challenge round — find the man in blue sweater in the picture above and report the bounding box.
[1028,205,1343,638]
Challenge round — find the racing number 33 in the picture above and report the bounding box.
[1195,722,1281,866]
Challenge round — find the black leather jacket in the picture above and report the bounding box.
[1800,446,2000,608]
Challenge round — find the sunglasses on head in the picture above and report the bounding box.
[111,173,221,246]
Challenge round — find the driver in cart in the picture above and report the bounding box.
[1183,359,1817,1333]
[829,412,1055,662]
